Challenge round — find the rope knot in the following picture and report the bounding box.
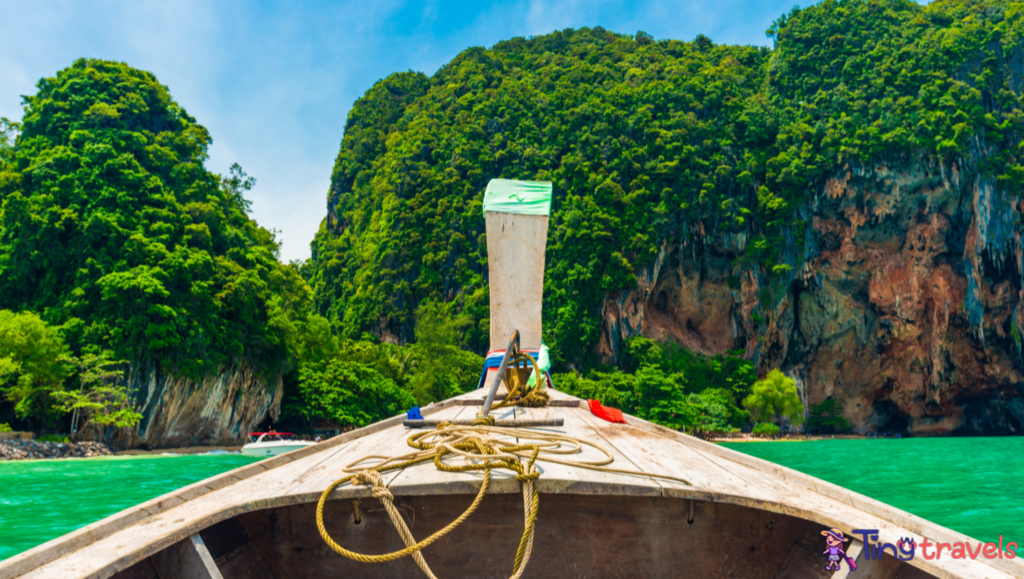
[473,414,495,426]
[515,470,540,482]
[352,469,383,488]
[352,469,394,502]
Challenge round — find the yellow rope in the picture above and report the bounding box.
[315,422,693,578]
[490,350,549,411]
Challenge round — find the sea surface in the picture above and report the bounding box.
[0,453,260,561]
[1,438,1021,562]
[721,437,1024,543]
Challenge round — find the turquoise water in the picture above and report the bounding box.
[0,454,259,561]
[721,437,1024,543]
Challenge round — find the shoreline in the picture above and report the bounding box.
[116,445,243,456]
[715,434,913,443]
[0,441,248,463]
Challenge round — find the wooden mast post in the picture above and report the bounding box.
[405,179,561,429]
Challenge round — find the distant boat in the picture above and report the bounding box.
[240,432,315,458]
[2,180,1018,579]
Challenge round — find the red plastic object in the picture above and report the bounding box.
[587,400,627,424]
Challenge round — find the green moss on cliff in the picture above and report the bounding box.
[310,0,1024,367]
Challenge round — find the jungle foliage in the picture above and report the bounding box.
[0,59,310,386]
[554,337,754,433]
[10,0,1024,434]
[279,305,484,429]
[742,368,806,428]
[0,59,486,432]
[308,0,1024,371]
[807,398,853,433]
[0,309,141,433]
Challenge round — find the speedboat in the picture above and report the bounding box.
[240,432,315,457]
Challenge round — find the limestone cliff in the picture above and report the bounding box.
[307,4,1024,436]
[600,156,1024,436]
[96,365,283,450]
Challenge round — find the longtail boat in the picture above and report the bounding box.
[2,180,1018,579]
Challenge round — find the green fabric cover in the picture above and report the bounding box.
[482,179,552,216]
[527,343,551,387]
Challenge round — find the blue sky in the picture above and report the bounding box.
[1,0,814,262]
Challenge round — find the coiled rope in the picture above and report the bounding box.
[490,350,549,410]
[315,417,694,578]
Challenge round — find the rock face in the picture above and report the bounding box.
[599,157,1024,436]
[0,441,111,460]
[98,364,283,450]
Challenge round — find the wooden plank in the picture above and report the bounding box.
[773,523,837,579]
[199,507,275,579]
[198,518,250,560]
[150,535,222,579]
[485,211,547,351]
[845,545,904,579]
[256,425,407,501]
[403,419,564,427]
[282,404,476,501]
[831,541,865,579]
[894,564,940,579]
[606,409,1020,576]
[451,398,580,407]
[213,542,274,579]
[511,404,665,496]
[109,558,160,579]
[571,406,786,503]
[387,405,522,497]
[14,431,417,579]
[236,492,809,579]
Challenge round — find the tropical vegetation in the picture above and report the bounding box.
[742,369,806,429]
[807,398,853,433]
[308,0,1024,367]
[7,0,1024,436]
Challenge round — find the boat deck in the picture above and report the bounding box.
[1,388,1018,579]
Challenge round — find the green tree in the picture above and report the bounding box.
[632,365,695,430]
[0,117,18,161]
[752,422,781,437]
[0,310,74,423]
[0,59,305,387]
[407,300,477,405]
[743,369,805,429]
[558,338,755,433]
[50,351,141,437]
[688,388,748,433]
[294,359,415,428]
[806,398,852,433]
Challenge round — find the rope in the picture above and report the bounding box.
[315,421,693,578]
[490,350,549,410]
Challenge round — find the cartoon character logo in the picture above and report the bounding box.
[822,528,857,571]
